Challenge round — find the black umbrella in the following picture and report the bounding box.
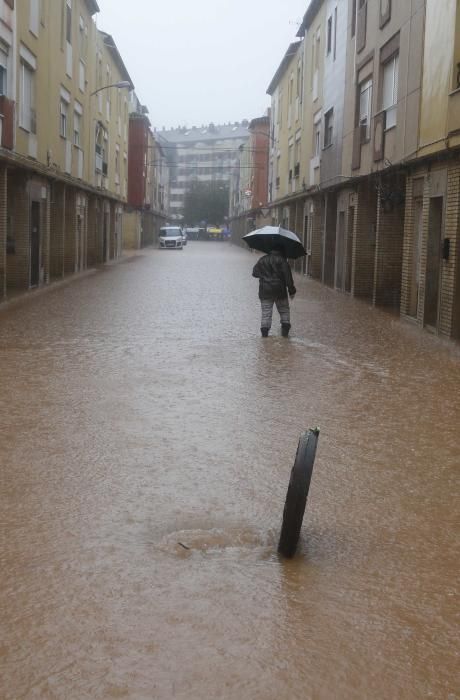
[243,225,306,259]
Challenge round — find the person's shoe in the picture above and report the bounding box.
[281,323,291,337]
[261,328,269,337]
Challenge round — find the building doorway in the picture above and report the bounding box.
[76,213,82,272]
[103,211,109,262]
[424,197,443,330]
[345,206,354,293]
[408,198,423,318]
[335,210,346,290]
[323,193,337,287]
[30,201,40,287]
[303,214,311,275]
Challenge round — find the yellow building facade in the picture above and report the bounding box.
[0,0,133,298]
[267,41,305,210]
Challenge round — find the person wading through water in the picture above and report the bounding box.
[252,243,296,337]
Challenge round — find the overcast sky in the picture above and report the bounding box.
[96,0,308,130]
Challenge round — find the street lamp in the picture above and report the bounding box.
[90,80,131,96]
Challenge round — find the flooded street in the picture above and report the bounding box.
[1,242,458,700]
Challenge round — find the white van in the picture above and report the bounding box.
[159,226,183,249]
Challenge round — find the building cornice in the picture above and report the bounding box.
[0,149,126,203]
[297,0,325,37]
[84,0,100,16]
[267,42,302,96]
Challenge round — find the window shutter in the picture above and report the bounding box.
[356,2,367,53]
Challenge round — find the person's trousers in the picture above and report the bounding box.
[260,297,290,329]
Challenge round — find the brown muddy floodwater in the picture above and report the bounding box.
[0,243,459,700]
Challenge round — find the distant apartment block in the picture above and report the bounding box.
[159,123,250,222]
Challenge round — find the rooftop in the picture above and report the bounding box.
[160,122,251,144]
[297,0,324,36]
[266,42,302,95]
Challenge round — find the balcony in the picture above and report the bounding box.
[0,96,15,150]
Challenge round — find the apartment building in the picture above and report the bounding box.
[124,94,169,249]
[400,0,460,338]
[0,0,133,300]
[228,115,270,243]
[267,41,305,208]
[264,0,460,342]
[160,123,249,223]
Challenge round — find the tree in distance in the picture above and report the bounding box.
[183,181,229,226]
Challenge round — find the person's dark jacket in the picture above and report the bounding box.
[252,251,296,301]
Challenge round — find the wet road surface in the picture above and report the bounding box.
[1,242,459,699]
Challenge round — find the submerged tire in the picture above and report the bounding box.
[278,429,319,558]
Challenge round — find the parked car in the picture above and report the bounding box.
[159,226,183,250]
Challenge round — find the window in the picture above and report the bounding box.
[73,110,81,146]
[324,108,334,147]
[115,147,120,183]
[79,60,85,91]
[357,0,367,52]
[380,0,391,28]
[19,62,35,133]
[95,123,107,173]
[294,138,301,177]
[298,59,304,104]
[313,119,321,157]
[382,53,399,129]
[334,7,338,60]
[60,99,68,138]
[288,143,294,182]
[106,66,111,120]
[359,78,372,142]
[29,0,40,36]
[0,47,7,96]
[66,0,72,44]
[79,16,87,58]
[327,16,333,54]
